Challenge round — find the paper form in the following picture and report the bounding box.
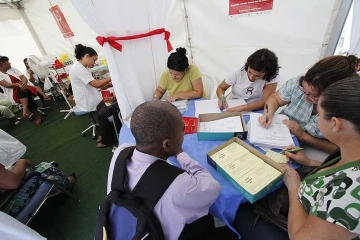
[195,99,248,117]
[236,161,281,194]
[248,113,294,149]
[266,150,288,163]
[195,99,220,117]
[199,116,244,132]
[210,142,282,195]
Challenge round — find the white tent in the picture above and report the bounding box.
[0,0,357,118]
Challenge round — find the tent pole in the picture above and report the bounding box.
[182,0,194,63]
[19,8,47,56]
[323,0,353,57]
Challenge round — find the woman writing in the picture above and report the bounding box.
[234,77,360,239]
[259,55,357,153]
[153,47,204,102]
[216,48,280,112]
[282,77,360,239]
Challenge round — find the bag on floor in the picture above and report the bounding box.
[95,146,184,240]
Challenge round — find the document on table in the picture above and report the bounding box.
[210,142,282,194]
[195,99,248,117]
[199,116,243,132]
[266,150,288,163]
[248,113,294,149]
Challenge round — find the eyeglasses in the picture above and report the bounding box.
[298,86,319,101]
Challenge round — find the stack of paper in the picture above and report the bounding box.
[248,113,294,149]
[210,142,281,195]
[195,99,249,117]
[171,99,188,113]
[199,116,243,132]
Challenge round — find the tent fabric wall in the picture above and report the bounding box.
[71,0,170,118]
[1,0,341,117]
[166,0,337,88]
[22,0,100,60]
[0,8,41,73]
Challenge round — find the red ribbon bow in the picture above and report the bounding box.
[96,28,173,52]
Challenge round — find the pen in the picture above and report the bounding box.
[265,103,269,125]
[221,94,226,108]
[282,148,304,154]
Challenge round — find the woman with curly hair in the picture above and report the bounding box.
[216,48,281,112]
[259,55,357,153]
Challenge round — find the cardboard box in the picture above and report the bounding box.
[123,113,132,128]
[197,112,248,141]
[207,137,285,203]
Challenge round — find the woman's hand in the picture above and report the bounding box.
[218,99,228,110]
[166,94,179,102]
[18,83,27,91]
[283,145,310,165]
[259,114,272,128]
[281,163,301,192]
[226,105,245,112]
[282,119,306,140]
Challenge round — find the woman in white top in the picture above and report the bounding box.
[69,44,116,148]
[0,56,42,125]
[216,48,280,112]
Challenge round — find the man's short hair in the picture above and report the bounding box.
[131,101,182,146]
[0,56,9,63]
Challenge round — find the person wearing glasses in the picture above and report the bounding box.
[258,55,358,153]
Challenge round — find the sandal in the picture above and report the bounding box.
[23,112,30,118]
[96,136,102,143]
[96,142,108,148]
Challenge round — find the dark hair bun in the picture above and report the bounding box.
[74,44,97,60]
[176,47,187,55]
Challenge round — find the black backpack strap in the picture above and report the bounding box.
[132,160,185,210]
[111,146,136,192]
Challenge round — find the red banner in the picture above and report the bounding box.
[229,0,274,16]
[49,5,74,38]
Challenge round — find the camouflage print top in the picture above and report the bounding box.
[299,156,360,239]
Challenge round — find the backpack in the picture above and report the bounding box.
[95,146,185,240]
[253,149,341,232]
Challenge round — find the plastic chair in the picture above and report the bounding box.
[16,180,79,225]
[0,167,79,226]
[59,90,74,120]
[202,74,217,99]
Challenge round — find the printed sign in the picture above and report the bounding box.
[229,0,274,16]
[49,5,74,38]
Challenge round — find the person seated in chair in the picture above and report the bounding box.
[0,56,42,125]
[258,55,357,153]
[153,47,205,102]
[23,58,53,107]
[0,92,21,126]
[107,101,221,239]
[234,77,360,240]
[0,130,76,218]
[216,48,280,112]
[69,44,117,148]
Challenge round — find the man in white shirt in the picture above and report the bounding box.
[107,101,221,240]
